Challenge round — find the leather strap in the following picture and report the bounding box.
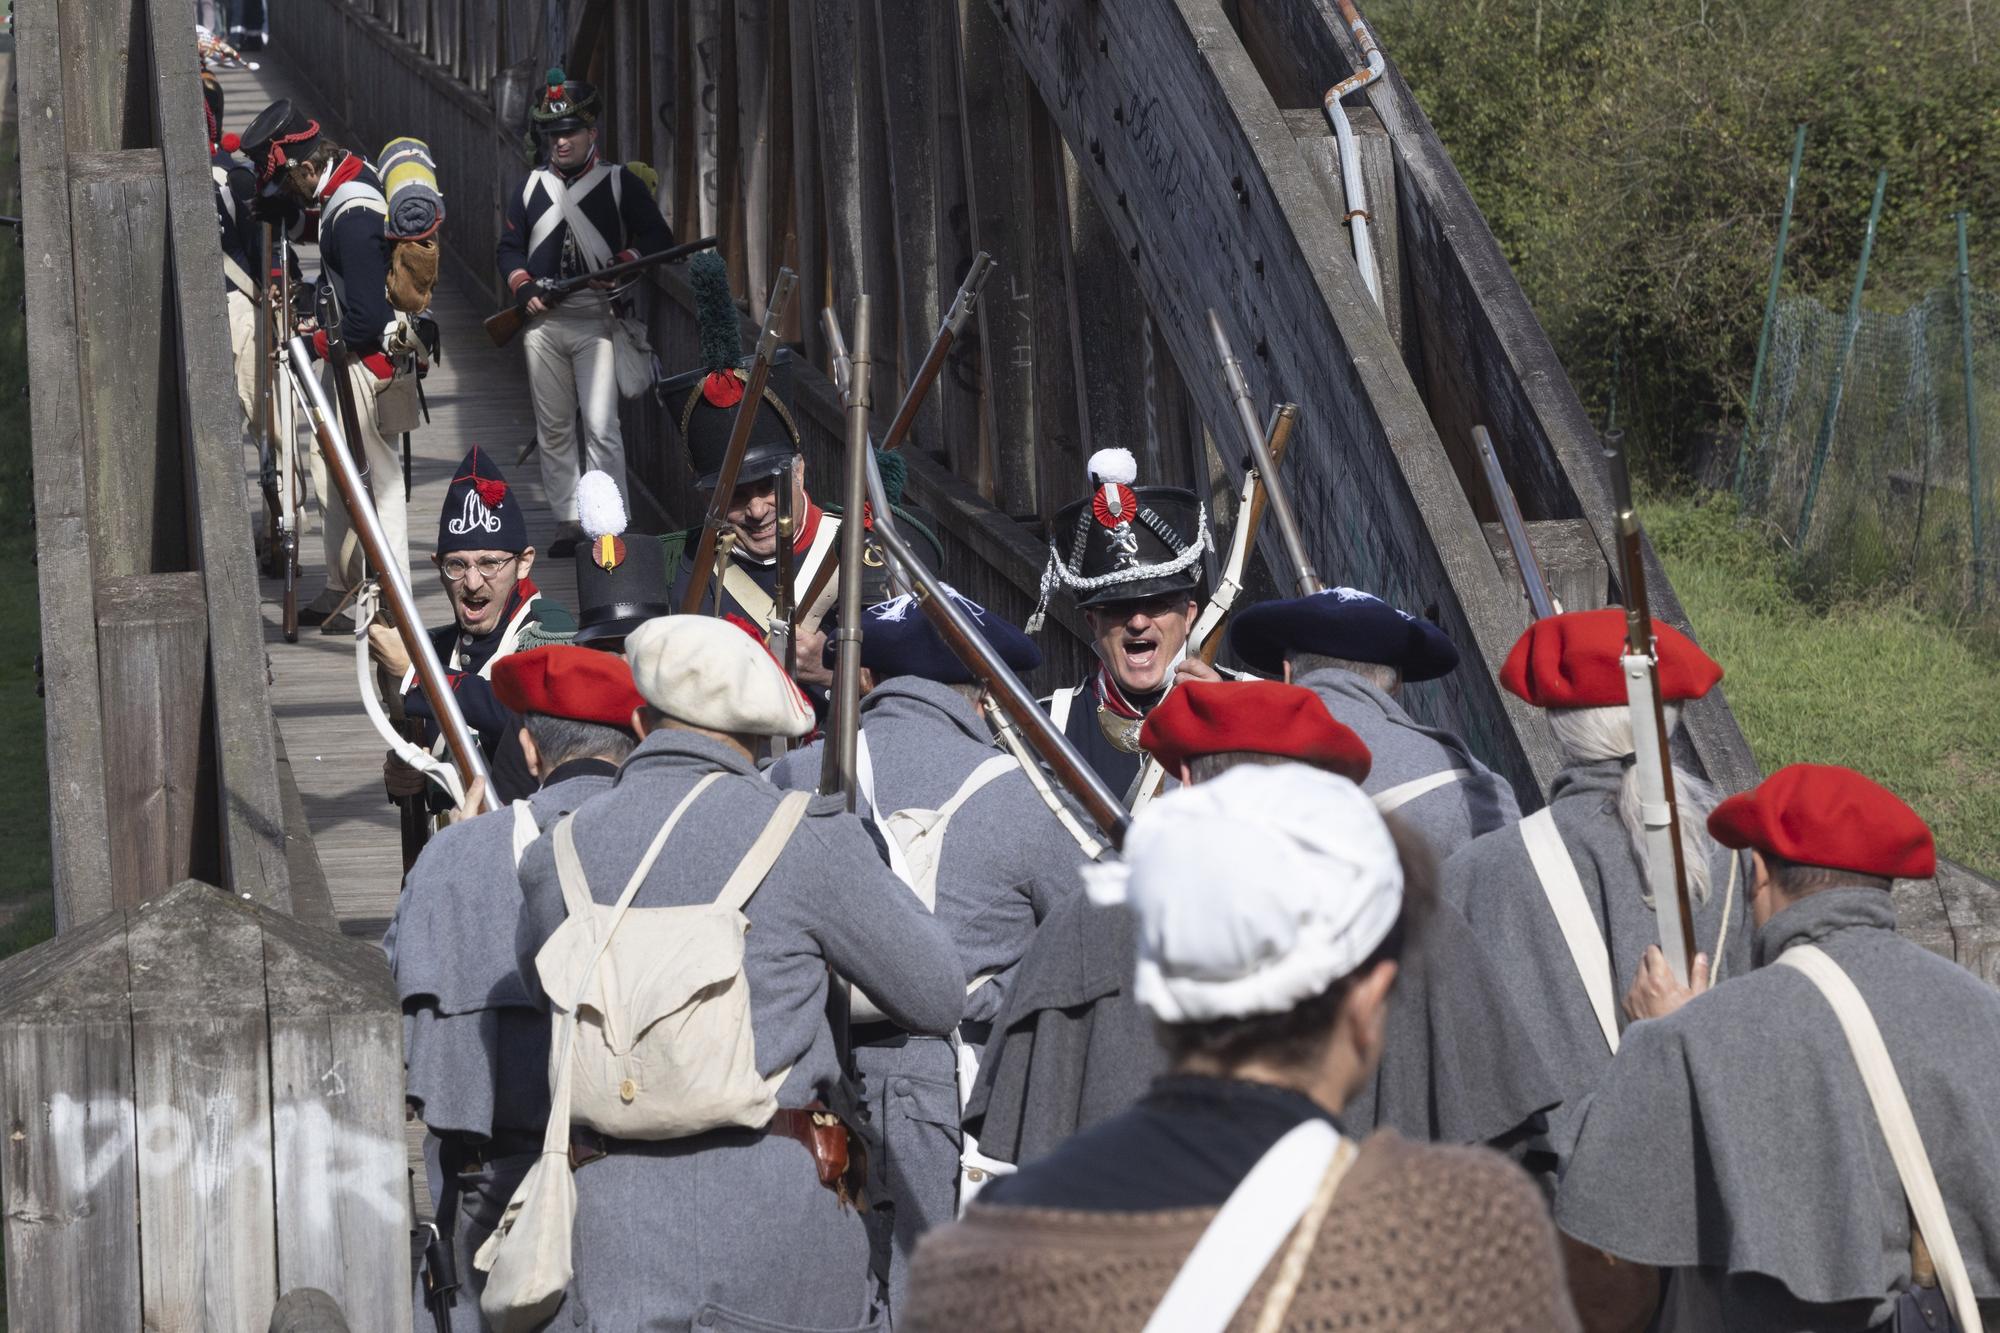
[1143,1121,1354,1333]
[1371,767,1470,815]
[1046,686,1080,733]
[1778,945,1983,1333]
[510,800,539,868]
[1520,807,1620,1053]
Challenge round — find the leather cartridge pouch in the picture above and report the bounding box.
[771,1105,867,1208]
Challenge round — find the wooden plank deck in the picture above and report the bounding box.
[217,56,579,947]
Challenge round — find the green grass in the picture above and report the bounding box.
[1650,492,2000,875]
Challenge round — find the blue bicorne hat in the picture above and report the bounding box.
[437,446,530,556]
[826,586,1042,685]
[1229,586,1459,683]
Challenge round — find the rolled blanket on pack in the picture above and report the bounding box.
[379,136,445,240]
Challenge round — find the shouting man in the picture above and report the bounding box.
[1031,448,1215,797]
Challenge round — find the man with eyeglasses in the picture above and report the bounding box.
[370,447,574,804]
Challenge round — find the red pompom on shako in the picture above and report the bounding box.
[221,131,241,153]
[491,646,646,731]
[1708,764,1935,881]
[702,369,745,409]
[1140,680,1373,784]
[1499,607,1722,709]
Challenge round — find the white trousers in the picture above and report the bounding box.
[520,294,625,523]
[226,288,260,426]
[311,358,411,594]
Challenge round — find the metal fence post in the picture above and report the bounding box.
[1797,168,1887,548]
[1735,124,1808,500]
[1961,211,1984,611]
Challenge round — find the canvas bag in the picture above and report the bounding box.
[538,773,808,1139]
[847,733,1012,1023]
[477,777,809,1329]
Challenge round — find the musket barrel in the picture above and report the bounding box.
[822,296,874,806]
[1207,311,1321,595]
[287,336,500,812]
[1474,426,1557,620]
[880,252,992,453]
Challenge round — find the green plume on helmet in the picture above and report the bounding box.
[690,251,741,374]
[873,448,907,508]
[546,66,566,86]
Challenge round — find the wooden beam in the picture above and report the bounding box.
[1063,143,1153,479]
[0,910,141,1327]
[988,0,1550,797]
[786,0,827,362]
[145,3,295,910]
[930,7,983,478]
[851,0,899,371]
[15,0,115,927]
[1024,94,1085,523]
[67,150,185,579]
[873,0,943,450]
[96,575,213,910]
[128,886,277,1328]
[953,0,1039,513]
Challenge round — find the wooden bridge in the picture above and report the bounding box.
[5,0,1996,1326]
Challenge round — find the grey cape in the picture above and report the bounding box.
[1298,665,1522,863]
[771,676,1093,1322]
[517,729,966,1332]
[1439,755,1753,1162]
[1555,888,2000,1332]
[967,890,1563,1168]
[384,759,615,1333]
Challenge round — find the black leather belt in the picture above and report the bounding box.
[851,1020,992,1050]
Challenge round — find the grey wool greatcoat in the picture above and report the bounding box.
[1556,889,2000,1332]
[516,730,967,1333]
[770,676,1092,1324]
[385,759,617,1333]
[967,878,1564,1170]
[1439,756,1754,1166]
[1297,666,1523,863]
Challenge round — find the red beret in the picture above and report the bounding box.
[1139,680,1372,783]
[1499,607,1722,708]
[491,646,645,731]
[1708,764,1935,881]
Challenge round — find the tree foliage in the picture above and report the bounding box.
[1373,0,2000,480]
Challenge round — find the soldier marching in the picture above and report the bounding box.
[234,54,2000,1333]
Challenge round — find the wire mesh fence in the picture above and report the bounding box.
[1736,280,1997,620]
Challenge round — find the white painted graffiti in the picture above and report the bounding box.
[43,1092,406,1229]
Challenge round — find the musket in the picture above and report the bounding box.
[1474,426,1557,620]
[819,295,874,806]
[850,386,1131,848]
[285,334,502,813]
[792,258,994,633]
[1603,430,1697,984]
[483,234,721,347]
[770,472,798,677]
[679,267,799,615]
[881,252,992,454]
[1208,310,1324,595]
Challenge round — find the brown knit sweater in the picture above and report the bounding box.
[901,1131,1580,1332]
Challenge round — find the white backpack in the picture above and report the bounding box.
[537,772,807,1139]
[476,776,808,1330]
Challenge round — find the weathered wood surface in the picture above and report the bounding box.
[0,909,142,1330]
[1481,518,1612,622]
[15,0,117,927]
[990,0,1556,795]
[67,150,184,578]
[0,883,411,1330]
[146,6,298,910]
[129,885,279,1329]
[96,574,214,907]
[265,907,411,1332]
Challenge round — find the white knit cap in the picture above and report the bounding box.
[1085,763,1403,1024]
[624,614,816,739]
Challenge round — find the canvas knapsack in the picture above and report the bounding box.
[536,772,807,1140]
[321,137,444,315]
